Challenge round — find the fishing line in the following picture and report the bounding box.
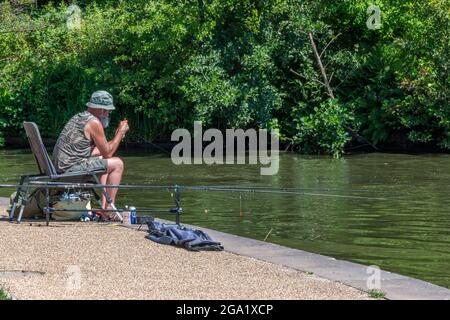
[137,135,172,155]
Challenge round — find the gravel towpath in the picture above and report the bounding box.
[0,219,370,300]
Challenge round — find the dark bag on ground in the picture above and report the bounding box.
[146,221,224,251]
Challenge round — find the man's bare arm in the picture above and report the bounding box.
[85,119,127,159]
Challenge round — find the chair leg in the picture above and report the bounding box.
[90,187,102,208]
[17,184,31,223]
[45,187,50,226]
[10,175,26,221]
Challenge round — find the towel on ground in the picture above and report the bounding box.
[146,221,224,251]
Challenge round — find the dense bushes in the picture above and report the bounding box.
[0,0,448,156]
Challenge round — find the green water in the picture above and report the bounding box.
[1,149,450,288]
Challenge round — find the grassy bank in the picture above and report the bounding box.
[0,288,11,300]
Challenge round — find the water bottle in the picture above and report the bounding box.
[129,206,136,224]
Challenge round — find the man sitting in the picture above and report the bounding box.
[52,90,129,215]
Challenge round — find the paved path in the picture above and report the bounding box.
[0,220,369,300]
[3,197,450,300]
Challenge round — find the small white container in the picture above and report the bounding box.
[122,205,131,224]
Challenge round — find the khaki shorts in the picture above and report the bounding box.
[65,157,108,173]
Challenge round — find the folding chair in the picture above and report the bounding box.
[9,122,122,224]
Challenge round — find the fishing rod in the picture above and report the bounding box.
[45,208,178,214]
[0,182,389,194]
[182,185,389,194]
[2,182,183,225]
[0,181,386,193]
[178,186,387,201]
[2,181,383,226]
[19,182,176,190]
[0,182,386,200]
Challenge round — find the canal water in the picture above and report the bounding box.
[1,149,450,288]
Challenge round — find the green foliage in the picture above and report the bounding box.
[0,0,448,155]
[293,99,353,158]
[179,49,242,128]
[325,0,450,148]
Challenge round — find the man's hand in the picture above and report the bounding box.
[116,120,129,137]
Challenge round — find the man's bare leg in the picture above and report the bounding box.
[91,147,124,209]
[103,157,124,210]
[99,171,108,209]
[92,146,109,209]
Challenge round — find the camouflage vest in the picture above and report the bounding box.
[52,111,95,173]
